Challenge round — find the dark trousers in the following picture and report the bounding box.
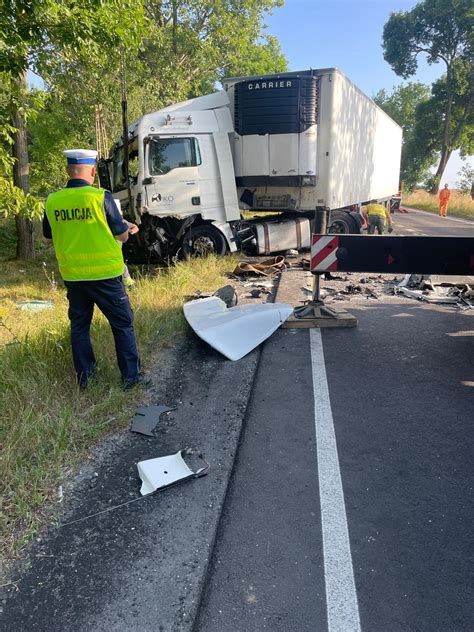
[367,215,386,235]
[64,277,140,386]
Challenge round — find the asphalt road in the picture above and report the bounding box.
[195,302,474,632]
[394,208,474,237]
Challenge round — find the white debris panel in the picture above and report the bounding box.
[137,450,207,496]
[183,296,293,361]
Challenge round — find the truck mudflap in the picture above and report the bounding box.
[211,221,238,253]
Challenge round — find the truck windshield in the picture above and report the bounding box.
[148,138,201,175]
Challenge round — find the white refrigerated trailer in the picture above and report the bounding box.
[100,68,402,259]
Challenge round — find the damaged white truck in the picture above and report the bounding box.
[98,68,402,260]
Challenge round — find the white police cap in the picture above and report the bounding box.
[63,149,98,165]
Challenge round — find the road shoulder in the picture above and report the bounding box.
[0,334,261,632]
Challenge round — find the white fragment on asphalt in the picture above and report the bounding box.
[310,329,361,632]
[137,450,196,496]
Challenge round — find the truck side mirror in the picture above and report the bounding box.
[142,177,152,185]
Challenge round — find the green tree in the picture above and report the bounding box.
[382,0,473,193]
[374,82,435,190]
[456,163,474,194]
[0,0,146,259]
[27,0,287,199]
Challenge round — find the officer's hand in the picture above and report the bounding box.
[128,223,139,235]
[388,225,393,233]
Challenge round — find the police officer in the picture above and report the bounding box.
[43,149,145,390]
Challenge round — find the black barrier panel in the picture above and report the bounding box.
[312,235,474,275]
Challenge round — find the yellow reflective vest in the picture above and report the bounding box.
[45,186,124,281]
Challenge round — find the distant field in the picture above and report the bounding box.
[402,190,474,220]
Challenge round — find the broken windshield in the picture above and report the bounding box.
[111,139,139,192]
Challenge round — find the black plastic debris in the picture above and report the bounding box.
[214,284,238,307]
[131,405,173,436]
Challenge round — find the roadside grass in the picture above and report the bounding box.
[402,190,474,220]
[0,218,238,575]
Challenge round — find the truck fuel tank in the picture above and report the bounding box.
[251,218,311,255]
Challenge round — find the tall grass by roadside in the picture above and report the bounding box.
[0,226,238,573]
[402,190,474,220]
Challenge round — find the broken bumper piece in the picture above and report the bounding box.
[137,450,209,496]
[183,296,293,361]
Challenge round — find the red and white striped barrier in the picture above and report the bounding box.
[310,235,340,272]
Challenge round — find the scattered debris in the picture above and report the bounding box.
[183,296,293,360]
[16,300,54,312]
[332,284,380,299]
[137,449,209,496]
[233,256,286,277]
[243,280,274,299]
[184,284,238,307]
[184,290,213,301]
[364,287,379,300]
[131,405,173,436]
[395,274,474,307]
[214,284,238,307]
[243,281,274,288]
[60,451,209,528]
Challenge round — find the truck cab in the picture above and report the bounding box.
[99,69,401,260]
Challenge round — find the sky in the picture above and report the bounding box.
[264,0,473,187]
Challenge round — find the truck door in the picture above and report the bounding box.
[145,137,201,216]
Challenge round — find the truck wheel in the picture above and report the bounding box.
[182,224,228,257]
[328,211,359,234]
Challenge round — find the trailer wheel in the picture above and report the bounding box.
[182,224,228,257]
[328,211,359,234]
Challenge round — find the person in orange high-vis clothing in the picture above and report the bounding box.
[439,183,451,217]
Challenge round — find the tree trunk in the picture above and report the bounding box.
[172,0,178,55]
[12,71,35,260]
[428,66,455,195]
[429,148,452,194]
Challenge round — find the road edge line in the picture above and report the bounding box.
[310,328,361,632]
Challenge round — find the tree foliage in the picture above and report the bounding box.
[27,0,287,197]
[456,163,474,194]
[382,0,473,192]
[0,0,147,258]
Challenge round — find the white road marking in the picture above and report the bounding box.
[310,329,361,632]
